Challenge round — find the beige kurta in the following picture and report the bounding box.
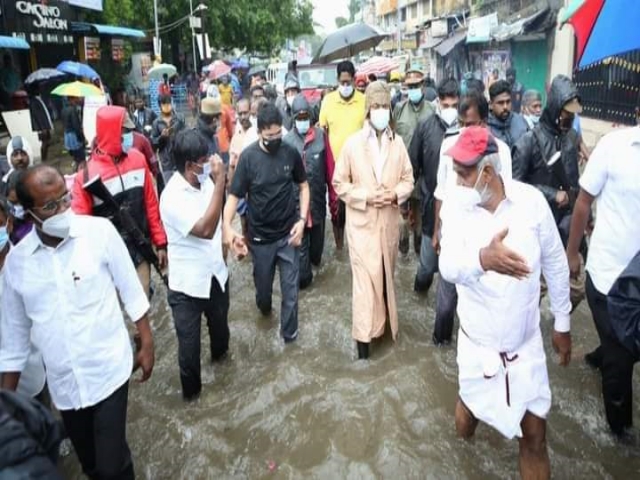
[333,124,414,343]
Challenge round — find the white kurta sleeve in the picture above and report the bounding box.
[393,137,415,204]
[538,196,571,332]
[439,205,485,286]
[103,220,150,322]
[0,269,32,373]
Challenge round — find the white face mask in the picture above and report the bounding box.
[525,113,541,125]
[250,116,257,128]
[196,162,212,185]
[439,106,459,127]
[453,167,491,208]
[370,108,390,131]
[339,84,354,98]
[286,96,295,107]
[37,208,73,239]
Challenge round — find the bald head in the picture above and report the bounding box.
[16,165,65,211]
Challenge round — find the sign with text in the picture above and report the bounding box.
[7,0,74,44]
[84,37,101,61]
[67,0,103,11]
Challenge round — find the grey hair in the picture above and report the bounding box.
[523,89,542,106]
[477,152,502,174]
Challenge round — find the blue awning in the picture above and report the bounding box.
[0,35,30,50]
[70,22,146,39]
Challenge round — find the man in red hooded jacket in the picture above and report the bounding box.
[72,106,168,296]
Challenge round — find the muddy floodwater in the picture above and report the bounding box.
[61,228,640,479]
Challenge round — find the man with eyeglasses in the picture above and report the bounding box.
[72,105,168,299]
[223,102,310,344]
[0,165,154,480]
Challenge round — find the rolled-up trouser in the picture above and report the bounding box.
[585,273,637,435]
[433,277,458,344]
[415,234,438,292]
[250,236,300,341]
[299,219,326,289]
[168,278,230,399]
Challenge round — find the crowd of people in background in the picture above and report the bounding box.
[0,54,639,480]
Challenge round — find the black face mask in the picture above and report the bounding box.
[263,138,281,155]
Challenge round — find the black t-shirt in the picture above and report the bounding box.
[230,141,307,244]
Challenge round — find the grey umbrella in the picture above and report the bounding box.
[24,68,67,85]
[313,23,388,64]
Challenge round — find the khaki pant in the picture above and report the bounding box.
[136,261,151,299]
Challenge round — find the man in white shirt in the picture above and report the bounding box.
[160,129,229,401]
[0,165,154,480]
[567,123,640,438]
[439,127,571,479]
[432,90,513,345]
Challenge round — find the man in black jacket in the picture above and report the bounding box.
[408,78,459,293]
[488,80,529,150]
[512,75,582,246]
[132,96,157,137]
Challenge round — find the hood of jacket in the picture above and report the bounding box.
[291,94,310,118]
[96,105,126,157]
[541,75,579,133]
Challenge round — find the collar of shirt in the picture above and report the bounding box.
[23,214,81,255]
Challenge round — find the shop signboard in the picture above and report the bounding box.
[67,0,103,11]
[85,37,101,61]
[112,39,125,63]
[7,0,74,44]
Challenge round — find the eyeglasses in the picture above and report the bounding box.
[31,192,71,214]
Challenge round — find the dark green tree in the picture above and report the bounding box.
[348,0,361,23]
[335,16,349,29]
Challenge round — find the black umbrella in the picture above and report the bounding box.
[247,65,266,78]
[24,68,67,85]
[313,23,388,64]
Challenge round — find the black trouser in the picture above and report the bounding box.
[60,381,133,480]
[299,219,326,289]
[585,273,637,435]
[249,236,300,341]
[433,277,458,344]
[168,278,230,400]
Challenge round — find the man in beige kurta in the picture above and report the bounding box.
[333,81,414,359]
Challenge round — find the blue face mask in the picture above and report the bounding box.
[408,88,423,104]
[296,119,310,135]
[0,226,9,251]
[121,132,134,153]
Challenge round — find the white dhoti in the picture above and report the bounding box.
[456,328,551,439]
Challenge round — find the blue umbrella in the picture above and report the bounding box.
[232,59,249,69]
[56,61,100,79]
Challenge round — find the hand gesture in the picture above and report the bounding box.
[479,228,531,279]
[555,190,569,208]
[135,342,155,383]
[224,228,248,260]
[552,330,571,366]
[567,251,582,280]
[210,154,225,183]
[431,235,440,255]
[157,248,168,271]
[289,219,305,247]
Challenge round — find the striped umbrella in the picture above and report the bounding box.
[51,81,103,98]
[357,56,399,76]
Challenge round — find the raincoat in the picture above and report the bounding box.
[333,124,414,342]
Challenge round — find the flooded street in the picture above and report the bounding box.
[62,228,639,479]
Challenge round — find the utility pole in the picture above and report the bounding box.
[396,1,402,54]
[153,0,160,59]
[189,0,197,73]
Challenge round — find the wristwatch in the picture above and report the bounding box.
[299,216,306,223]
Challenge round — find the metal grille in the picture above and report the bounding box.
[574,49,640,125]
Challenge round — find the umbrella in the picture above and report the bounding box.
[561,0,640,67]
[56,61,99,79]
[147,63,178,80]
[313,23,388,64]
[231,59,249,69]
[206,60,231,80]
[51,81,104,98]
[25,68,67,85]
[247,65,266,78]
[357,56,399,76]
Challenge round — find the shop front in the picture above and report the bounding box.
[1,0,79,71]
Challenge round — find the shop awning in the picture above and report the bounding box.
[435,29,467,57]
[70,22,146,39]
[492,8,550,42]
[419,32,444,50]
[0,35,30,50]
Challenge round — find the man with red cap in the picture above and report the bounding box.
[438,126,571,479]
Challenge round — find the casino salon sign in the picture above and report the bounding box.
[16,1,68,30]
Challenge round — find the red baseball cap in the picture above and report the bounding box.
[446,126,499,166]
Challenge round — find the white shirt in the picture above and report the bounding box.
[580,127,640,294]
[0,270,46,398]
[439,180,571,352]
[366,124,391,183]
[160,173,228,298]
[434,130,513,201]
[0,215,150,410]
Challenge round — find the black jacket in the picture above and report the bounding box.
[488,111,529,150]
[408,114,449,236]
[150,113,185,173]
[132,107,157,135]
[0,390,65,480]
[608,250,640,359]
[512,75,579,217]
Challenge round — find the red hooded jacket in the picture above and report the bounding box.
[72,106,167,262]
